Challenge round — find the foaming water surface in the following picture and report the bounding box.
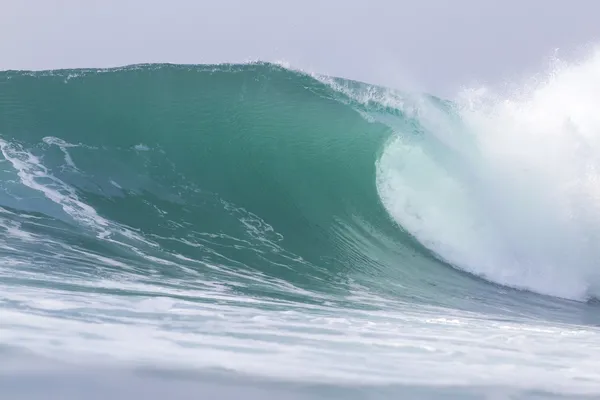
[1,52,600,399]
[377,52,600,301]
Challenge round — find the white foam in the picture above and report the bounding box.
[134,144,150,151]
[2,282,600,395]
[376,46,600,301]
[0,139,160,253]
[42,136,80,169]
[0,139,111,235]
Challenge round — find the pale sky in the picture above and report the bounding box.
[2,0,600,96]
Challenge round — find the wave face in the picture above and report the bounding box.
[0,63,476,304]
[2,60,600,397]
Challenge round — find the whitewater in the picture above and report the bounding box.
[1,49,600,399]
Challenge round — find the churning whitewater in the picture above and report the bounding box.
[1,52,600,398]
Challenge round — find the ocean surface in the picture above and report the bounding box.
[1,59,600,399]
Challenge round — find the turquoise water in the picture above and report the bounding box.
[1,62,600,399]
